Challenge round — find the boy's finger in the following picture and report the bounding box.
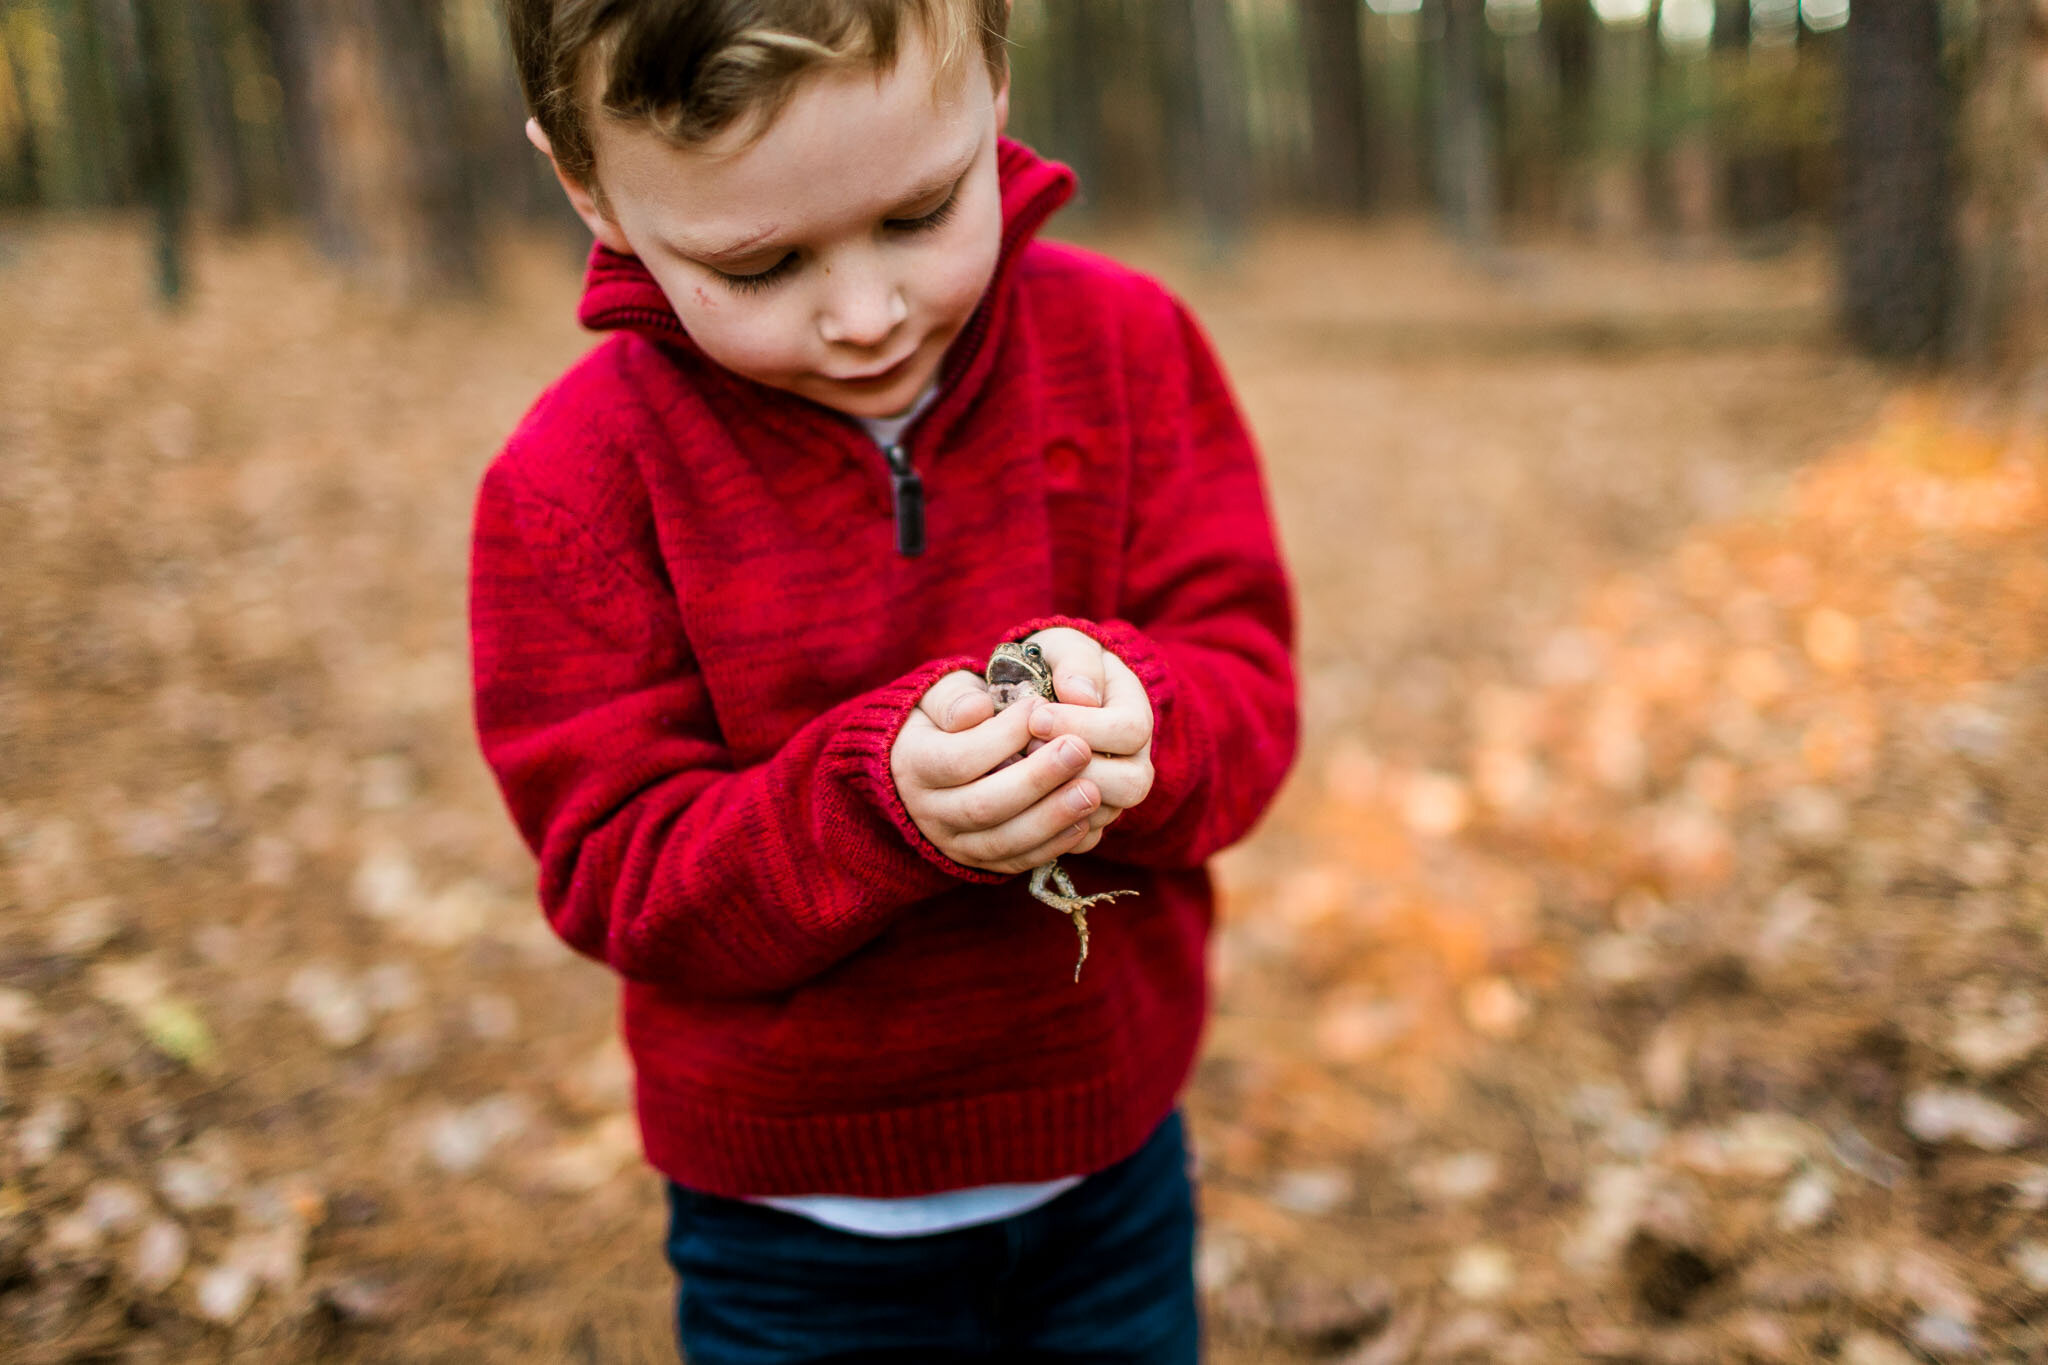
[909,697,1040,788]
[919,671,995,733]
[1025,627,1106,708]
[938,735,1093,835]
[1079,752,1153,810]
[961,775,1099,866]
[1083,804,1121,833]
[996,821,1093,876]
[1026,702,1151,756]
[1053,668,1102,707]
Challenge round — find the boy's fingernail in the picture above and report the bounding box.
[1029,708,1057,738]
[1067,789,1094,815]
[1059,736,1087,768]
[1066,676,1100,704]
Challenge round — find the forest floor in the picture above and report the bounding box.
[2,214,2043,1364]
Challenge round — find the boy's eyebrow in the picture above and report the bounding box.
[682,154,975,265]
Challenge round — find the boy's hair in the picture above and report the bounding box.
[509,0,1011,191]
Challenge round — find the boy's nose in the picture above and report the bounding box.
[817,279,910,350]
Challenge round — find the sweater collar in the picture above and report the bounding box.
[576,139,1075,398]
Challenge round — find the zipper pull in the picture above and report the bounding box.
[883,444,925,557]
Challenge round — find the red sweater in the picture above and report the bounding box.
[469,142,1297,1198]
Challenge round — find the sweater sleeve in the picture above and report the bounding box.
[1009,297,1299,869]
[468,463,1000,999]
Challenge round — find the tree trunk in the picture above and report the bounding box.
[184,0,258,230]
[1543,0,1594,230]
[2,20,43,206]
[361,0,485,295]
[1838,0,1953,360]
[57,0,124,205]
[251,0,354,258]
[1299,0,1372,210]
[1155,0,1251,258]
[1438,0,1496,245]
[1953,0,2048,382]
[1044,0,1110,210]
[106,0,188,303]
[1190,0,1251,256]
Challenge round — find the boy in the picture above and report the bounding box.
[472,1,1296,1359]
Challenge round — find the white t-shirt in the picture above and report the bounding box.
[742,389,1083,1237]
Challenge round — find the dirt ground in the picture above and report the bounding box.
[4,213,2042,1363]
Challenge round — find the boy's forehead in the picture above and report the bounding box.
[591,37,990,251]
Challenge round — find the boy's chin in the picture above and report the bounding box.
[798,362,938,423]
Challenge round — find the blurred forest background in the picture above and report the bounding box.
[5,1,2048,1362]
[0,0,2042,364]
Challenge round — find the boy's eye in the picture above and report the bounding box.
[716,253,798,294]
[885,188,959,235]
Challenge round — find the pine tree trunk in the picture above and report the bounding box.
[1044,0,1110,209]
[1190,0,1251,256]
[1438,0,1496,244]
[361,0,484,295]
[1838,0,1953,360]
[185,0,258,230]
[2,21,43,206]
[1543,0,1594,231]
[1954,0,2048,382]
[107,0,187,302]
[57,0,124,205]
[1300,0,1372,210]
[251,0,354,258]
[1155,0,1250,258]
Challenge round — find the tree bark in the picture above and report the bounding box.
[184,0,258,230]
[1438,0,1497,244]
[106,0,188,302]
[1953,0,2048,381]
[1838,0,1953,360]
[1299,0,1372,210]
[57,0,124,205]
[2,20,43,206]
[361,0,484,295]
[1044,0,1110,210]
[1543,0,1594,230]
[1155,0,1251,258]
[251,0,354,257]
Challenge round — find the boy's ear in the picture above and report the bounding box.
[526,118,635,256]
[992,62,1010,136]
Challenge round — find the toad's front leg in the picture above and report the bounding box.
[1026,861,1138,983]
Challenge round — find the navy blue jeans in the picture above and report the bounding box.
[662,1111,1200,1364]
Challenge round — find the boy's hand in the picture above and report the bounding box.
[891,672,1106,875]
[1014,628,1155,824]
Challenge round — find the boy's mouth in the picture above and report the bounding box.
[828,345,920,389]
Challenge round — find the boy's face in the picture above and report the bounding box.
[540,35,1009,421]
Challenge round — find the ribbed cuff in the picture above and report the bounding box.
[835,655,1010,886]
[1005,616,1180,842]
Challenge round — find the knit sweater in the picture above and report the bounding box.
[468,141,1297,1198]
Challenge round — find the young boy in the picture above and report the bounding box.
[472,1,1296,1358]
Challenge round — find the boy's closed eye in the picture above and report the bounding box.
[704,178,967,294]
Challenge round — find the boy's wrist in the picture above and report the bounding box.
[847,656,1011,887]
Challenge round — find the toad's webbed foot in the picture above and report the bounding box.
[1027,862,1139,983]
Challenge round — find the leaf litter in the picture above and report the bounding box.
[8,219,2032,1361]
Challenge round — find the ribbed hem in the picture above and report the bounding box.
[634,1032,1198,1198]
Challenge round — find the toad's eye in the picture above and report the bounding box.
[1023,643,1043,660]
